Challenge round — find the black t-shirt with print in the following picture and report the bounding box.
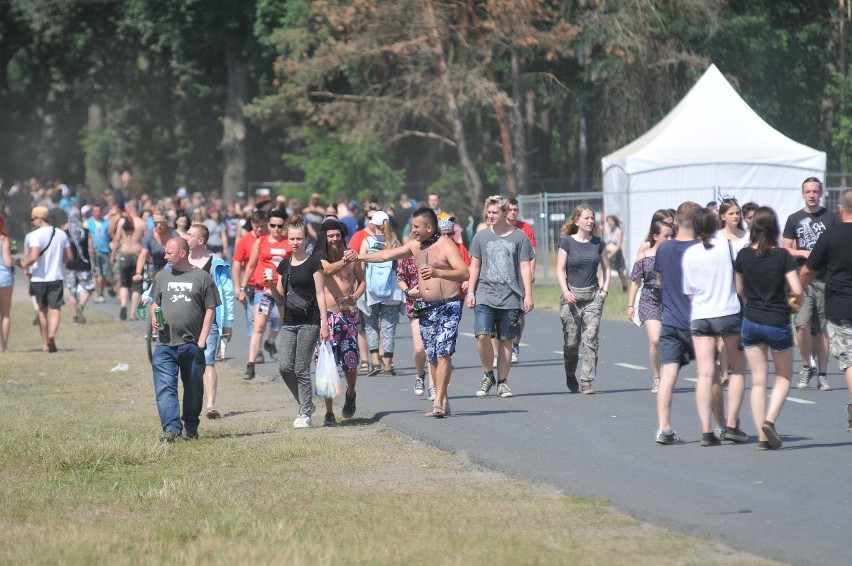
[806,223,852,320]
[783,207,839,279]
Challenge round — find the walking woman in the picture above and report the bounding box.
[605,215,629,292]
[627,218,675,392]
[556,205,610,394]
[682,208,748,446]
[268,216,329,429]
[0,214,14,351]
[359,211,404,376]
[734,207,803,450]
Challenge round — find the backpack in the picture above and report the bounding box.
[365,235,397,301]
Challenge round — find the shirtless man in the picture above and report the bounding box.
[358,207,469,417]
[314,220,365,423]
[111,200,146,320]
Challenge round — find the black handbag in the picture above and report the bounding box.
[284,259,311,317]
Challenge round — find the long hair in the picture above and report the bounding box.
[644,209,675,243]
[561,205,596,237]
[718,198,744,230]
[606,214,621,228]
[749,207,780,258]
[378,218,398,248]
[692,208,717,249]
[645,220,674,249]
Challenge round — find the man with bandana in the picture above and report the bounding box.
[313,220,366,423]
[358,207,469,418]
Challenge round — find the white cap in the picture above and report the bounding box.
[370,211,390,225]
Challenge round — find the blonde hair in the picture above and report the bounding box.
[560,205,597,237]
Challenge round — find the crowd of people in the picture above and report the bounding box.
[2,176,850,445]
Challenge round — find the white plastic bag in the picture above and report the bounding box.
[315,341,343,399]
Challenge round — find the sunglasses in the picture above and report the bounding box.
[366,215,374,220]
[269,223,285,229]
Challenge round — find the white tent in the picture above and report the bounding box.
[602,64,826,263]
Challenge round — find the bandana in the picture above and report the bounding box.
[419,230,441,248]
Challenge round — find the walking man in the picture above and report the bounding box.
[358,207,469,417]
[800,188,852,431]
[149,237,220,441]
[506,197,536,363]
[86,202,113,303]
[467,196,533,398]
[18,206,72,352]
[184,224,234,420]
[783,177,839,390]
[314,220,365,423]
[111,201,146,320]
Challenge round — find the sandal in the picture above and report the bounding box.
[425,405,446,418]
[206,407,221,419]
[359,361,370,374]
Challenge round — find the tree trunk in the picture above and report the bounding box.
[510,47,528,195]
[222,40,248,203]
[84,103,108,190]
[424,0,482,206]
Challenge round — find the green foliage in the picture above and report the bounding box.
[282,129,405,204]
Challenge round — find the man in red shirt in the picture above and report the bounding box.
[506,197,537,363]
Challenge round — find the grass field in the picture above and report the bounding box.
[0,287,773,564]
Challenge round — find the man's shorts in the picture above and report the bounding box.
[690,312,742,337]
[251,291,281,332]
[64,269,95,297]
[117,253,143,293]
[316,310,359,372]
[94,251,112,281]
[827,319,852,372]
[794,280,826,332]
[741,317,793,352]
[203,322,220,366]
[418,298,462,365]
[473,304,521,341]
[29,280,65,309]
[659,325,694,367]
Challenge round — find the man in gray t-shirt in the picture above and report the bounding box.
[149,238,220,441]
[467,196,534,399]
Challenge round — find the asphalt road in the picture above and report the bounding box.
[111,295,851,565]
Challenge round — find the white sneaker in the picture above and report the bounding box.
[293,414,312,429]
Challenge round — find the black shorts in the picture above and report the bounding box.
[30,280,65,309]
[117,253,143,293]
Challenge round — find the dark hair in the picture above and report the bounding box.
[718,198,744,230]
[508,197,519,206]
[692,208,718,248]
[741,202,759,217]
[644,220,674,248]
[802,176,823,191]
[251,209,268,223]
[412,206,438,229]
[749,206,780,257]
[269,209,287,222]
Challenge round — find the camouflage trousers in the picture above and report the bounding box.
[827,319,852,372]
[559,292,604,383]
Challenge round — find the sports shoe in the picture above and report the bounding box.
[414,375,425,396]
[723,426,750,443]
[566,374,579,393]
[119,306,127,321]
[256,351,265,364]
[797,366,813,389]
[476,371,495,397]
[94,295,106,304]
[655,430,684,445]
[497,380,513,398]
[817,374,832,391]
[243,362,255,380]
[651,377,660,394]
[76,308,86,324]
[511,344,519,364]
[761,420,782,449]
[183,430,198,440]
[427,387,437,401]
[47,339,57,353]
[701,432,721,447]
[323,412,337,427]
[160,429,181,443]
[756,440,772,451]
[342,391,356,419]
[847,403,852,433]
[293,414,312,429]
[581,382,595,395]
[263,340,278,360]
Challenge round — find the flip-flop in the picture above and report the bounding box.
[425,405,446,418]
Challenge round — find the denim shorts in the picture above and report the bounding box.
[659,325,694,367]
[252,291,281,332]
[203,322,220,365]
[740,317,793,352]
[691,312,742,337]
[473,304,521,341]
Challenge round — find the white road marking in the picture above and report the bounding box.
[615,363,647,370]
[681,378,814,404]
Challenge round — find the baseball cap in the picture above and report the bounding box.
[370,211,390,225]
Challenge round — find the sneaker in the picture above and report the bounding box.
[323,412,337,427]
[256,351,265,364]
[797,366,813,389]
[511,344,519,364]
[47,339,57,353]
[723,426,750,444]
[243,362,255,380]
[160,429,181,443]
[367,364,382,377]
[77,309,86,324]
[566,374,579,393]
[581,382,595,395]
[757,440,772,451]
[293,414,312,429]
[342,391,356,419]
[427,387,437,401]
[761,421,783,449]
[651,377,660,394]
[497,380,513,398]
[119,306,127,321]
[94,296,106,304]
[817,374,832,391]
[414,375,425,396]
[655,430,684,445]
[701,432,721,447]
[184,430,199,440]
[847,403,852,433]
[263,340,278,360]
[476,371,495,397]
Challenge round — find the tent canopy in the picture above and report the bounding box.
[602,64,826,262]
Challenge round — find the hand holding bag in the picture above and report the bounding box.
[315,341,343,399]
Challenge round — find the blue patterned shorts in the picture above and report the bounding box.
[418,298,462,365]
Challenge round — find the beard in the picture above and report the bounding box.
[326,241,344,263]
